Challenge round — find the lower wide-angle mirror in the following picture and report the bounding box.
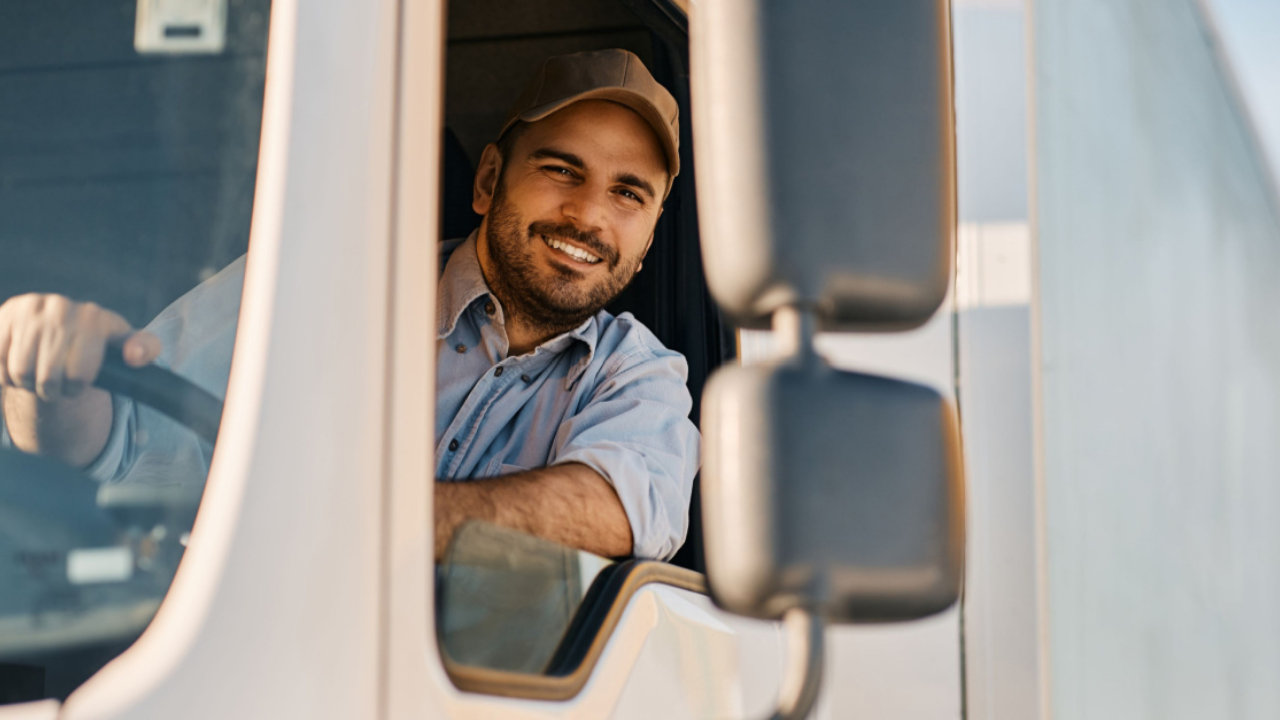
[700,358,964,624]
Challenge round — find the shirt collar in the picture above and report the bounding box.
[437,232,601,376]
[437,232,492,339]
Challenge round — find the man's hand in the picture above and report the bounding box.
[0,293,161,467]
[434,462,634,561]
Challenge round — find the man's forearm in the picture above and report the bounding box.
[2,387,114,468]
[434,462,634,560]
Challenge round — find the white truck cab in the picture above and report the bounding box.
[0,1,965,717]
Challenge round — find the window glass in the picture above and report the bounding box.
[437,522,613,674]
[0,0,270,704]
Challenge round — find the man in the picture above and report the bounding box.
[0,49,698,561]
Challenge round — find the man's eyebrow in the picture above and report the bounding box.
[615,172,658,202]
[529,147,659,201]
[528,147,585,169]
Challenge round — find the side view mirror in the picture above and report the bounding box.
[701,351,965,626]
[690,0,959,717]
[699,315,964,720]
[692,0,955,331]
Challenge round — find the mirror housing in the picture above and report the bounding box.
[691,0,955,330]
[701,356,964,622]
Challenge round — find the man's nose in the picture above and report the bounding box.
[560,184,607,231]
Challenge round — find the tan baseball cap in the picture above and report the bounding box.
[498,48,681,180]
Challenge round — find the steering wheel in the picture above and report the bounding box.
[1,344,223,493]
[0,348,225,676]
[93,349,223,446]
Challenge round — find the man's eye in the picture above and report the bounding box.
[617,188,643,204]
[545,165,574,177]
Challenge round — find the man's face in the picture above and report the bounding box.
[472,100,669,336]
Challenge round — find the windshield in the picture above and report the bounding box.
[0,0,269,704]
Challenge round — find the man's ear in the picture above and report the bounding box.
[472,143,503,216]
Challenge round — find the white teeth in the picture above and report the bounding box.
[542,235,601,264]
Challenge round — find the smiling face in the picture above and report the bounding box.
[472,100,669,340]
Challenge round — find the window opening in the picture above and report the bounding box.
[432,0,727,694]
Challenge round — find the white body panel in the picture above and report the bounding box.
[1033,0,1280,717]
[0,702,57,720]
[953,0,1280,718]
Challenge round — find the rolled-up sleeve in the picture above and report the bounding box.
[0,389,171,484]
[0,382,139,482]
[81,394,139,482]
[550,345,700,561]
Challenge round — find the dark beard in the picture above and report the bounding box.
[482,182,643,339]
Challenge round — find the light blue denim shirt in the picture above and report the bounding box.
[2,235,699,560]
[436,234,699,560]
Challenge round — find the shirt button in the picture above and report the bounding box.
[448,439,459,452]
[521,374,531,383]
[494,367,504,377]
[484,301,496,315]
[455,344,467,354]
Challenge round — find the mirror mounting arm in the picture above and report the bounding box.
[772,304,821,368]
[770,606,826,720]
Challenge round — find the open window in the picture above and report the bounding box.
[433,0,731,696]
